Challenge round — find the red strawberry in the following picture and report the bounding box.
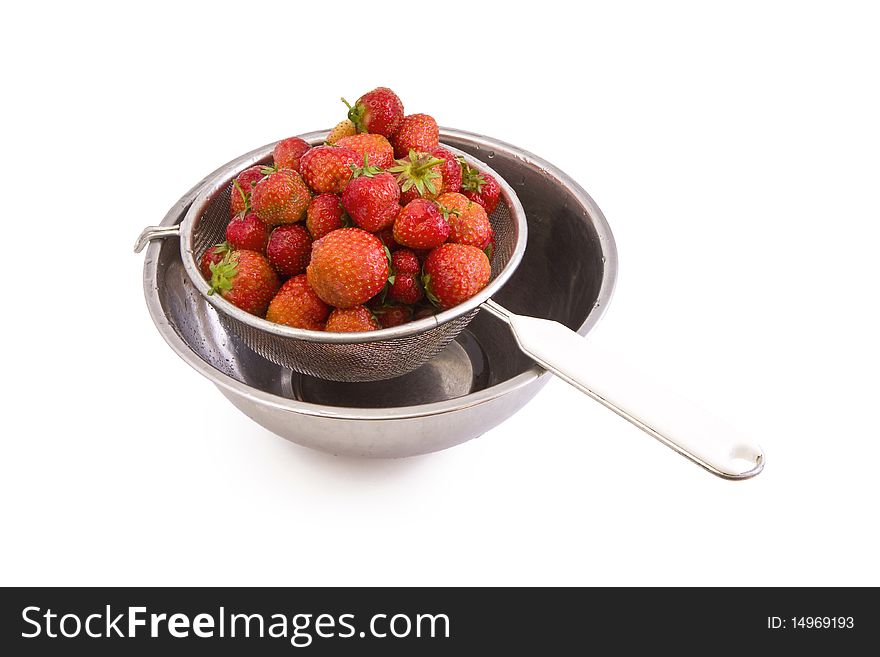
[460,161,502,214]
[199,242,230,280]
[392,114,439,159]
[393,198,449,249]
[436,192,493,249]
[230,165,265,217]
[374,226,401,252]
[325,305,381,332]
[391,248,420,276]
[430,146,462,195]
[299,145,359,194]
[371,304,413,328]
[273,137,311,172]
[336,133,395,169]
[226,211,270,253]
[208,249,280,316]
[267,224,312,278]
[306,228,390,308]
[423,243,491,309]
[389,248,424,304]
[341,168,400,232]
[342,87,404,138]
[265,274,330,330]
[389,150,445,204]
[389,273,423,305]
[251,168,311,226]
[326,119,357,145]
[306,193,347,240]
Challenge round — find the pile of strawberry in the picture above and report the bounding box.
[200,87,501,332]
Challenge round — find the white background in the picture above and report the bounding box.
[2,1,878,586]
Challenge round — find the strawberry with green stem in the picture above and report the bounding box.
[459,157,501,214]
[200,242,230,280]
[341,87,404,138]
[341,156,401,232]
[208,249,280,316]
[389,150,445,204]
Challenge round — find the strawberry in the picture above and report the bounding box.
[208,249,280,316]
[341,164,401,232]
[226,211,270,253]
[389,150,445,204]
[267,224,312,278]
[393,198,449,249]
[326,119,357,145]
[265,274,329,330]
[389,273,424,305]
[388,248,424,305]
[299,145,359,194]
[371,303,413,328]
[230,165,265,218]
[392,114,439,159]
[375,226,401,252]
[430,146,462,195]
[306,228,390,308]
[423,243,491,309]
[273,136,311,172]
[391,248,421,276]
[436,192,493,249]
[199,242,230,280]
[460,160,502,214]
[251,168,311,226]
[306,193,347,240]
[342,87,404,138]
[336,133,395,169]
[325,305,381,332]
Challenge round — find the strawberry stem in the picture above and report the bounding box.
[208,252,238,296]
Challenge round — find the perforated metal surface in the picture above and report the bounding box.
[180,139,526,382]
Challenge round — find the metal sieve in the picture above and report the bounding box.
[136,131,527,383]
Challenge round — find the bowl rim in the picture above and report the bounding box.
[141,127,618,420]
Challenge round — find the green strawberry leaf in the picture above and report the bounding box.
[208,252,238,296]
[422,273,441,308]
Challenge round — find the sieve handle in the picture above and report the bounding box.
[482,300,764,480]
[134,225,180,253]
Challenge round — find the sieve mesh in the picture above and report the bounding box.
[183,141,524,382]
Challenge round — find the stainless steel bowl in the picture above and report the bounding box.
[141,128,617,457]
